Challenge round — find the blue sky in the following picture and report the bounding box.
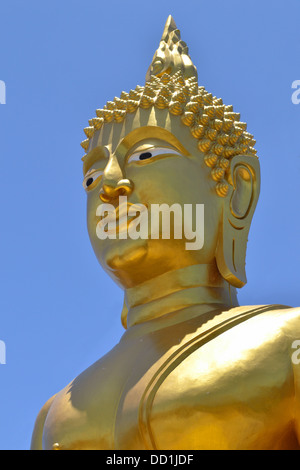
[0,0,299,450]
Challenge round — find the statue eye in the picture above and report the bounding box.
[139,152,153,160]
[83,170,103,191]
[127,147,181,164]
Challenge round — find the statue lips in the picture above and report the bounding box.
[97,201,148,236]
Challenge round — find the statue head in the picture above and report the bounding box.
[81,16,260,304]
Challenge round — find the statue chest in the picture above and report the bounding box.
[42,311,295,450]
[42,330,174,450]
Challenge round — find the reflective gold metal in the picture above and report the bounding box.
[31,16,300,450]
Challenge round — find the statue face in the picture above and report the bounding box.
[80,15,260,291]
[83,108,224,289]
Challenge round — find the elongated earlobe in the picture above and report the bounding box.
[121,297,128,329]
[216,155,260,288]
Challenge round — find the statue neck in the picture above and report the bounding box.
[124,263,238,329]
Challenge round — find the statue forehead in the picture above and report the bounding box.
[83,108,198,174]
[94,108,197,151]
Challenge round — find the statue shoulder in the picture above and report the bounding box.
[279,305,300,346]
[142,304,300,449]
[145,303,300,402]
[30,394,57,450]
[280,305,300,327]
[224,304,300,335]
[260,304,300,338]
[219,304,300,345]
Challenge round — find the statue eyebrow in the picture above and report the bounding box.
[82,146,109,175]
[84,167,104,178]
[127,139,180,155]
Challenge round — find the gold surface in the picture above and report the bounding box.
[31,16,300,450]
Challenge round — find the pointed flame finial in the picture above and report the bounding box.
[145,15,198,83]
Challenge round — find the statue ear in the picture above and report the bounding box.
[215,155,260,288]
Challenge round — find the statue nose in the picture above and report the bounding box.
[99,154,133,202]
[100,179,133,202]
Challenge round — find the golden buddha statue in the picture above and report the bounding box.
[31,16,300,450]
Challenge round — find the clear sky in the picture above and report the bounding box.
[0,0,299,450]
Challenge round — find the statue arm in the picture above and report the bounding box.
[30,394,56,450]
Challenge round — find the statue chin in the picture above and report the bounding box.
[100,237,149,284]
[95,237,193,289]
